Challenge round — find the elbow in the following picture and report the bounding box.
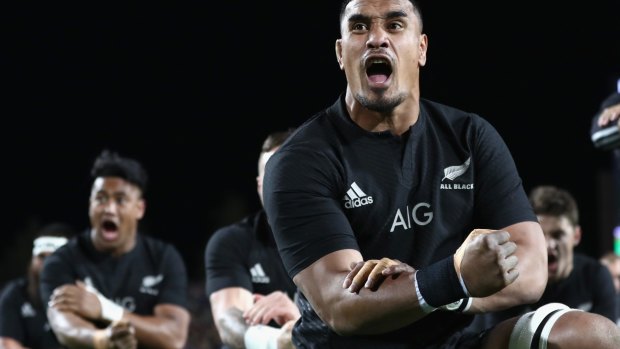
[517,263,548,305]
[317,306,364,336]
[527,269,548,303]
[160,332,188,349]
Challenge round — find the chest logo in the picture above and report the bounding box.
[343,182,374,209]
[21,302,36,317]
[140,274,163,295]
[250,263,270,284]
[441,157,474,190]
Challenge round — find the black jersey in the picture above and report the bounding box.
[0,277,61,349]
[263,95,537,348]
[205,209,296,300]
[40,231,188,320]
[475,253,618,329]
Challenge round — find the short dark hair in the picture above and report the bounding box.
[90,150,148,194]
[339,0,423,30]
[261,128,296,153]
[529,185,579,226]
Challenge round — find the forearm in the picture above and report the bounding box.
[336,274,425,334]
[47,308,99,349]
[124,306,190,349]
[298,265,425,335]
[213,308,248,349]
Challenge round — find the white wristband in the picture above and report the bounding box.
[414,271,437,314]
[243,325,280,349]
[457,272,471,297]
[96,293,124,323]
[441,297,472,312]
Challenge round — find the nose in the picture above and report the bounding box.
[366,24,389,49]
[103,200,118,214]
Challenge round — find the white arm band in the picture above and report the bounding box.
[457,272,471,297]
[96,293,124,323]
[243,325,280,349]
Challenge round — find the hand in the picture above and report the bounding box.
[343,258,414,293]
[108,320,137,349]
[454,228,519,297]
[243,291,300,326]
[276,319,296,349]
[597,103,620,127]
[94,320,137,349]
[49,280,102,320]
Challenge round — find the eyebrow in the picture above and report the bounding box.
[348,10,408,24]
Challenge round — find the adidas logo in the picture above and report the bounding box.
[250,263,270,284]
[343,182,374,209]
[21,302,36,317]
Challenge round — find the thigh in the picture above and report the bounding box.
[481,311,620,349]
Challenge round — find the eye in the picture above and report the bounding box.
[387,21,404,31]
[351,22,368,32]
[94,195,108,204]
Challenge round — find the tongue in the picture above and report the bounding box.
[102,230,119,241]
[369,74,388,83]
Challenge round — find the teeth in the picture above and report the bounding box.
[370,59,387,64]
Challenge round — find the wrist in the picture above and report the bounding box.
[96,293,124,323]
[416,255,468,307]
[413,271,437,314]
[244,324,280,349]
[93,329,109,349]
[440,298,472,313]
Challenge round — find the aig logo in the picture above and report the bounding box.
[390,202,433,232]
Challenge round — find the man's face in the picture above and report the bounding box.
[89,177,144,255]
[335,0,427,111]
[538,214,581,283]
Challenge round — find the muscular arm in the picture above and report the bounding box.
[208,287,254,349]
[293,249,425,336]
[122,304,190,349]
[47,306,99,349]
[48,303,188,349]
[48,282,189,349]
[466,221,547,313]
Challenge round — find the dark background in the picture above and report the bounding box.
[2,1,620,285]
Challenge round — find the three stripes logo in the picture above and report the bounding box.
[343,182,374,209]
[250,263,270,284]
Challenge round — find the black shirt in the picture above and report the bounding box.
[205,209,296,299]
[263,94,537,348]
[0,277,61,349]
[40,231,188,321]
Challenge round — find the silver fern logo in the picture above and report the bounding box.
[440,157,474,190]
[442,157,471,181]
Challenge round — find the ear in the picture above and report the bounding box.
[573,225,582,246]
[418,34,428,67]
[335,39,344,70]
[136,199,146,220]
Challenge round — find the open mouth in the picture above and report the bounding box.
[101,219,119,241]
[366,58,392,84]
[547,253,558,273]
